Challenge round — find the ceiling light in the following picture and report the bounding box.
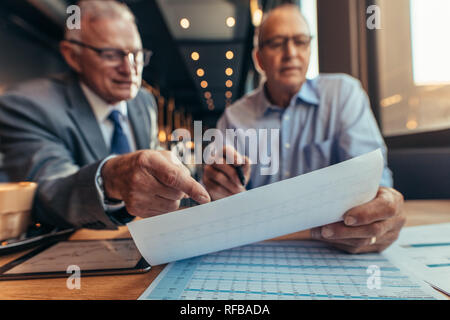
[186,141,194,149]
[191,51,200,61]
[225,68,233,76]
[204,91,211,99]
[252,9,263,27]
[158,130,167,143]
[225,50,234,60]
[226,17,235,27]
[225,80,233,87]
[225,91,232,98]
[180,18,190,29]
[200,80,208,88]
[197,68,205,77]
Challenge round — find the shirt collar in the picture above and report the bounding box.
[80,81,128,123]
[256,79,319,117]
[296,79,320,106]
[254,83,273,117]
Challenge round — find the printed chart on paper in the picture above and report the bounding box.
[139,241,441,300]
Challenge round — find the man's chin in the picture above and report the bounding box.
[279,78,305,92]
[111,86,139,102]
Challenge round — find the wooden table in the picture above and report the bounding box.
[0,200,449,300]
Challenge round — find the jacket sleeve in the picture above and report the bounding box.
[0,93,120,230]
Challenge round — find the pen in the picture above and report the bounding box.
[235,165,246,187]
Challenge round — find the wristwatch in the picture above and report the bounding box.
[96,173,123,206]
[96,173,136,225]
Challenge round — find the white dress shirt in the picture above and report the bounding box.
[80,81,137,152]
[80,81,135,215]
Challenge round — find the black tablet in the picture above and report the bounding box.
[0,228,75,256]
[0,238,150,280]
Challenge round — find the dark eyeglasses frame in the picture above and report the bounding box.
[64,39,153,67]
[259,34,313,51]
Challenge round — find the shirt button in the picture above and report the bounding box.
[284,143,290,149]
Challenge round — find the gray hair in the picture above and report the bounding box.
[65,0,136,42]
[253,3,310,49]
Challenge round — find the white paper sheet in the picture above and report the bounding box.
[128,149,383,266]
[383,223,450,295]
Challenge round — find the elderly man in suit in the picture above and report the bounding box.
[0,0,210,230]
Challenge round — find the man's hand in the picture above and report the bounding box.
[101,150,211,218]
[203,145,251,201]
[311,187,405,253]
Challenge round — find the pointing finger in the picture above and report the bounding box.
[145,152,211,204]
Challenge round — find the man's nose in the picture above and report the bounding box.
[117,53,135,75]
[283,39,298,58]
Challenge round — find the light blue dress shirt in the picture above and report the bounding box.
[216,73,393,190]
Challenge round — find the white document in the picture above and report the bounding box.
[383,223,450,295]
[128,149,383,266]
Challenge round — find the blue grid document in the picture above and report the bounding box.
[139,241,443,300]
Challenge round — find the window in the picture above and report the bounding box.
[374,0,450,136]
[299,0,319,79]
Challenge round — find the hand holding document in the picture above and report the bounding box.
[128,149,384,266]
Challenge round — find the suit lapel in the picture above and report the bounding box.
[65,75,109,159]
[128,96,150,150]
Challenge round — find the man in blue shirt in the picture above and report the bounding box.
[203,4,405,254]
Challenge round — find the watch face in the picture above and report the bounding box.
[96,169,121,205]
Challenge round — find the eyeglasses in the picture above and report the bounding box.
[260,35,312,52]
[64,39,153,67]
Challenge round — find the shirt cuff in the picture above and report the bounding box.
[95,155,126,212]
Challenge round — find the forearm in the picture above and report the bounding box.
[33,160,119,230]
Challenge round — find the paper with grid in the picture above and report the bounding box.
[129,150,384,266]
[139,241,442,300]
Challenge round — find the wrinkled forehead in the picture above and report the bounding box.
[260,9,310,41]
[81,17,142,50]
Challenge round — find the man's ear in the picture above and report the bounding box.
[253,48,265,75]
[59,41,82,73]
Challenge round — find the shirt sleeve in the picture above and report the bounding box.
[94,154,125,211]
[335,77,393,187]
